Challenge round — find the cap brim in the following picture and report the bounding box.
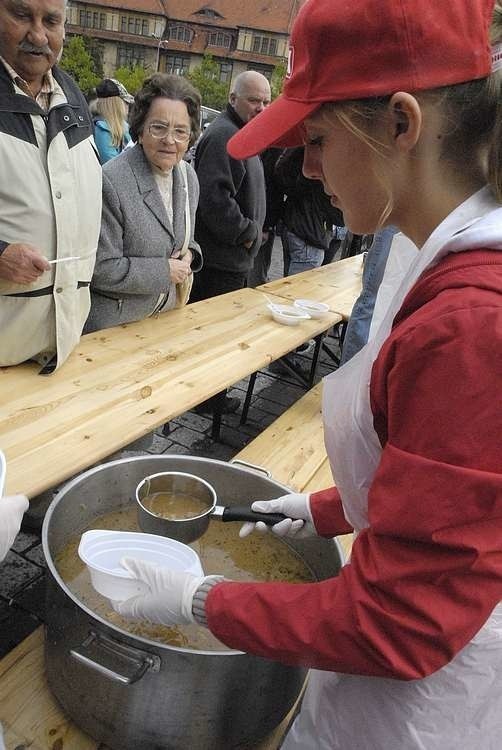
[227,95,320,159]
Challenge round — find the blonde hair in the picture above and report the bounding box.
[319,3,502,220]
[94,96,128,149]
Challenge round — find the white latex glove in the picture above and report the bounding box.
[0,495,29,562]
[239,493,316,539]
[111,557,208,627]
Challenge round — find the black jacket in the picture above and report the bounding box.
[194,104,266,273]
[275,147,343,250]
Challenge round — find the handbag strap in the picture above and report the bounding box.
[178,160,190,258]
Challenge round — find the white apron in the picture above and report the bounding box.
[284,188,502,750]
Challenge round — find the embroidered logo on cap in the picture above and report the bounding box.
[492,43,502,72]
[286,47,295,78]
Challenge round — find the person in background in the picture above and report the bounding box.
[191,70,270,414]
[93,78,133,164]
[85,73,202,333]
[111,1,502,748]
[0,0,101,373]
[275,146,343,275]
[247,147,284,287]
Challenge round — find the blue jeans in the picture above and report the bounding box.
[340,226,397,365]
[282,229,324,276]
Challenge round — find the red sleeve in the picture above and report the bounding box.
[206,292,502,680]
[309,486,354,536]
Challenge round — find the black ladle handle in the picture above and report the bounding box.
[220,505,288,526]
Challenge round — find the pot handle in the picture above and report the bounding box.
[229,458,272,478]
[70,630,161,685]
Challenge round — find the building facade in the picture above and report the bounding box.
[65,0,302,87]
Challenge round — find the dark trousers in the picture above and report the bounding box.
[191,265,248,302]
[247,232,275,288]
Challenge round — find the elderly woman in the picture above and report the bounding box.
[85,74,202,333]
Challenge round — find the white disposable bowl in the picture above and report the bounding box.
[294,299,330,319]
[78,529,204,601]
[268,303,310,326]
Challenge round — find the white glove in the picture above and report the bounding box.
[239,493,316,539]
[111,557,208,627]
[0,495,29,562]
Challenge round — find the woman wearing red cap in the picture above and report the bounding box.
[112,1,502,747]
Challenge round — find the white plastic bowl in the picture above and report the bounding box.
[294,299,330,319]
[78,529,204,601]
[267,303,310,326]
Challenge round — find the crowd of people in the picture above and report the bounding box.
[1,0,502,748]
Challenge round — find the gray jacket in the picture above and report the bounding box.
[85,144,202,332]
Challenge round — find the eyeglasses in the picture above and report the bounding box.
[147,123,191,143]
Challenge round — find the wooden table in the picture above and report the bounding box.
[0,287,341,498]
[260,254,363,321]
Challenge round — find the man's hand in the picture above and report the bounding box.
[0,243,50,284]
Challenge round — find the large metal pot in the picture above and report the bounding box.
[43,455,343,750]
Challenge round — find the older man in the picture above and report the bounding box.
[0,0,101,373]
[192,70,270,300]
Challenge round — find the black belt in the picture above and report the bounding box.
[3,281,90,298]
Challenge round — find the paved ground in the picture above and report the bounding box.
[0,240,343,659]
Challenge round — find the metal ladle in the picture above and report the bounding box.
[136,471,286,544]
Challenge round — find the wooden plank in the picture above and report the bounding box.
[260,255,363,321]
[303,457,354,559]
[235,383,325,492]
[0,288,341,498]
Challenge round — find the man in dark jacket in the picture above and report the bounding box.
[191,71,270,413]
[192,71,269,300]
[275,147,343,275]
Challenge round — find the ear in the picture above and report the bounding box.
[229,92,236,105]
[388,92,422,153]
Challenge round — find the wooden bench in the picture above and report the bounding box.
[0,383,352,749]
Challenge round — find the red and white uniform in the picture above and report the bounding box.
[206,188,502,749]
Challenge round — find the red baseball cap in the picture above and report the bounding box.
[228,0,494,159]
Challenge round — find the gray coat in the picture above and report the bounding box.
[85,145,202,332]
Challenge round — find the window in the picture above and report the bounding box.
[120,15,149,36]
[165,54,190,76]
[251,35,278,56]
[168,24,194,44]
[99,13,106,30]
[207,31,231,48]
[218,61,232,83]
[78,10,92,28]
[117,44,145,68]
[195,7,223,19]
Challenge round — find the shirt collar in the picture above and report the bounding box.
[0,56,55,99]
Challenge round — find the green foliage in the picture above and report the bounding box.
[59,36,100,94]
[113,65,148,95]
[270,61,287,100]
[186,54,229,111]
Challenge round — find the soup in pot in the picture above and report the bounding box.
[55,503,314,651]
[141,490,210,520]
